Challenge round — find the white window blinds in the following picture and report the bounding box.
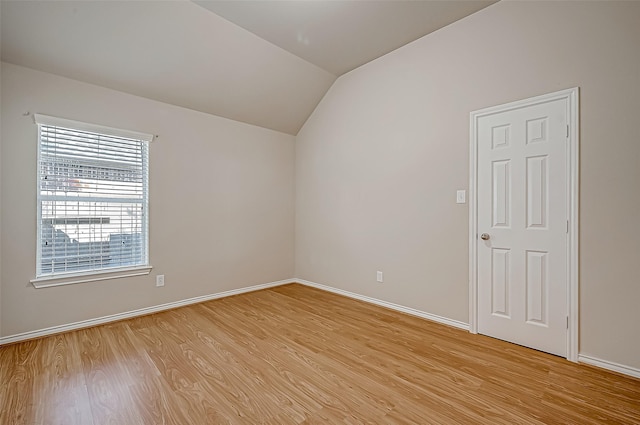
[35,114,151,278]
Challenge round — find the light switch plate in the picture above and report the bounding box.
[456,190,466,204]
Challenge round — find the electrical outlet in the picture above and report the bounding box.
[156,274,165,287]
[377,271,383,283]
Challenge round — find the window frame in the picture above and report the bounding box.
[31,114,153,288]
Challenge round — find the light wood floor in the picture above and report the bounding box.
[1,284,639,424]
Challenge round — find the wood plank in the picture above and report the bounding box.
[0,339,49,425]
[0,283,638,424]
[32,333,94,425]
[76,326,145,425]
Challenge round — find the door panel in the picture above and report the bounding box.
[526,250,547,325]
[492,160,510,227]
[491,248,510,318]
[477,97,567,357]
[526,155,548,229]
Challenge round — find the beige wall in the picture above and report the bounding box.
[1,62,295,336]
[2,1,639,373]
[295,1,640,369]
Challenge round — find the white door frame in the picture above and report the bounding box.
[468,88,579,362]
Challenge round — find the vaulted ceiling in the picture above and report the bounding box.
[1,1,495,135]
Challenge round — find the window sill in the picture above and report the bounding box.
[30,265,153,289]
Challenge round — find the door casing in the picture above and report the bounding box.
[469,88,579,362]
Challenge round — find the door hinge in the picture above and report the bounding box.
[566,316,569,329]
[566,125,569,138]
[566,220,569,234]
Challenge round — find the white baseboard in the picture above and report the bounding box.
[0,278,296,346]
[4,276,639,381]
[298,279,640,379]
[294,278,470,331]
[578,354,640,379]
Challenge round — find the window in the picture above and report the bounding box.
[34,114,152,283]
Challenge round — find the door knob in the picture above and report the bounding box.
[480,233,490,240]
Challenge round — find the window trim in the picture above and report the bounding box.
[30,265,153,289]
[33,114,153,288]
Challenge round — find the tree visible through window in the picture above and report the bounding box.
[35,114,151,278]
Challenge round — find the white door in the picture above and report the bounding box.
[476,96,568,357]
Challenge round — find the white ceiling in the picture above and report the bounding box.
[195,1,496,76]
[1,1,495,135]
